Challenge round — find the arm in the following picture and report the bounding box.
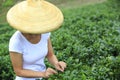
[10,50,57,78]
[46,38,67,72]
[10,52,45,78]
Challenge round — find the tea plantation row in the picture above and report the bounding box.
[0,0,120,80]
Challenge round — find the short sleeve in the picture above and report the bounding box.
[9,38,23,54]
[47,32,51,39]
[42,32,51,40]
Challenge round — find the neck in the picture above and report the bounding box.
[22,33,41,44]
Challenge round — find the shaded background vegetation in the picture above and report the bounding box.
[0,0,105,24]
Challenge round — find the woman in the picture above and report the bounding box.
[7,0,66,80]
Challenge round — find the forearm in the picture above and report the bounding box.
[47,54,59,66]
[15,69,45,78]
[47,39,66,72]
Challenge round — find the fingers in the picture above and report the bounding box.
[47,68,58,74]
[44,62,67,78]
[55,61,67,72]
[59,61,67,72]
[60,61,67,69]
[56,65,64,72]
[44,68,57,78]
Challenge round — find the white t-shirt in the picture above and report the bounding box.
[9,31,50,80]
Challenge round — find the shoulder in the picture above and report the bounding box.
[10,31,22,42]
[9,31,24,53]
[42,32,51,39]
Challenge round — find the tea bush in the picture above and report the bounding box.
[0,55,15,80]
[2,0,15,7]
[0,0,120,80]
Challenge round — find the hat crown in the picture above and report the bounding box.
[27,0,44,7]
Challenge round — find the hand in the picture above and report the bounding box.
[54,61,67,72]
[44,68,57,78]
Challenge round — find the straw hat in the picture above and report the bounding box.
[7,0,64,34]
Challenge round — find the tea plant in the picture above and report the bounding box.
[0,0,120,80]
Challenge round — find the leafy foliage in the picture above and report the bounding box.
[0,0,120,80]
[2,0,15,7]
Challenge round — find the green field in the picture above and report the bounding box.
[0,0,120,80]
[0,0,105,24]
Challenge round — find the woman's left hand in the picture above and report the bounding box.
[54,61,67,72]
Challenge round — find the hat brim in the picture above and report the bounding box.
[7,1,64,34]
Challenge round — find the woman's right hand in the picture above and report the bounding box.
[43,68,57,78]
